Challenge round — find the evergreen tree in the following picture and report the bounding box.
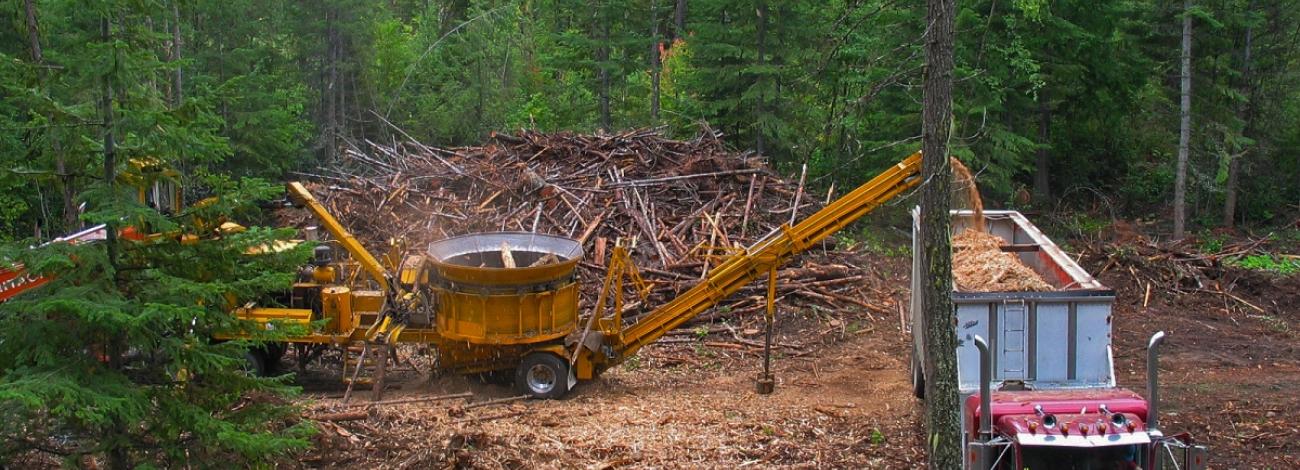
[0,176,314,466]
[0,1,315,465]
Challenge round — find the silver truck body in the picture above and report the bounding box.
[909,209,1115,396]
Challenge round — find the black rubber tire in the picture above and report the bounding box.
[243,350,268,377]
[262,343,287,374]
[515,353,570,399]
[910,347,926,400]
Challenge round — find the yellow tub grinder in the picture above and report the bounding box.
[236,152,922,399]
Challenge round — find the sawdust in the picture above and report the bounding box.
[952,229,1054,292]
[949,157,984,232]
[296,291,928,469]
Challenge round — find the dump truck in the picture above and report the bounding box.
[909,209,1209,469]
[235,152,925,398]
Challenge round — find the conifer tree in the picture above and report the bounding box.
[0,175,314,466]
[0,1,315,465]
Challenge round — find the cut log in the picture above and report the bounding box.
[308,411,370,422]
[501,241,516,268]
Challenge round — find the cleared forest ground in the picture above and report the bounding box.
[296,232,1299,468]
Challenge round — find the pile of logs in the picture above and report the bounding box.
[283,127,889,322]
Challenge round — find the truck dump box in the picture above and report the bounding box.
[911,210,1115,394]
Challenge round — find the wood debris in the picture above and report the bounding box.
[952,229,1054,292]
[281,127,881,324]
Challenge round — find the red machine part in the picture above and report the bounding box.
[966,388,1151,442]
[0,225,108,303]
[0,265,50,302]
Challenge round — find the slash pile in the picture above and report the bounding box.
[280,127,895,323]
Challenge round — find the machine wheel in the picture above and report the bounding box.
[515,353,569,399]
[243,350,268,377]
[263,343,287,374]
[910,347,926,400]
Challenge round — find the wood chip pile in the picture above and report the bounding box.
[952,229,1055,292]
[283,127,892,322]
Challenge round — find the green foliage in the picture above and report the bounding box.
[1230,254,1300,275]
[0,1,316,463]
[6,0,1299,241]
[693,325,710,340]
[0,176,314,465]
[869,428,886,445]
[622,354,641,371]
[0,0,314,240]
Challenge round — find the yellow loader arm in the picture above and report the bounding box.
[285,182,391,292]
[610,152,923,363]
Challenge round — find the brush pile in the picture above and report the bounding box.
[281,127,895,322]
[952,229,1055,292]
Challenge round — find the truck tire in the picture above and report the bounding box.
[910,347,925,400]
[516,353,569,399]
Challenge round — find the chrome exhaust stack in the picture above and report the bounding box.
[973,335,992,441]
[1146,331,1166,434]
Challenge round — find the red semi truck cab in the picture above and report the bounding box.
[911,210,1208,469]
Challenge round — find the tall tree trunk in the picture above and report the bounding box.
[1224,2,1254,228]
[24,0,77,232]
[1174,0,1193,239]
[98,25,127,458]
[920,0,960,468]
[674,0,686,37]
[754,1,767,155]
[171,1,183,107]
[323,7,341,161]
[100,18,118,269]
[23,0,41,61]
[1034,90,1051,202]
[597,10,611,132]
[650,0,661,120]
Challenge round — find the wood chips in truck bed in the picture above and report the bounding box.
[952,228,1054,292]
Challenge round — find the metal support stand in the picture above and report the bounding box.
[341,342,369,403]
[371,342,389,401]
[756,264,777,394]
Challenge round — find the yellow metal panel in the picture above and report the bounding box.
[575,352,595,380]
[216,308,314,340]
[320,287,354,334]
[235,307,313,325]
[351,290,385,313]
[434,282,578,345]
[614,152,922,360]
[286,182,390,291]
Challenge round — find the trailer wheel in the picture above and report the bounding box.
[243,350,268,377]
[516,353,569,399]
[263,343,287,374]
[910,347,925,400]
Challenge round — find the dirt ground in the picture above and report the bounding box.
[1099,256,1300,469]
[296,252,924,469]
[295,232,1300,469]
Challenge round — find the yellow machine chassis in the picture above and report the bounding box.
[225,152,924,388]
